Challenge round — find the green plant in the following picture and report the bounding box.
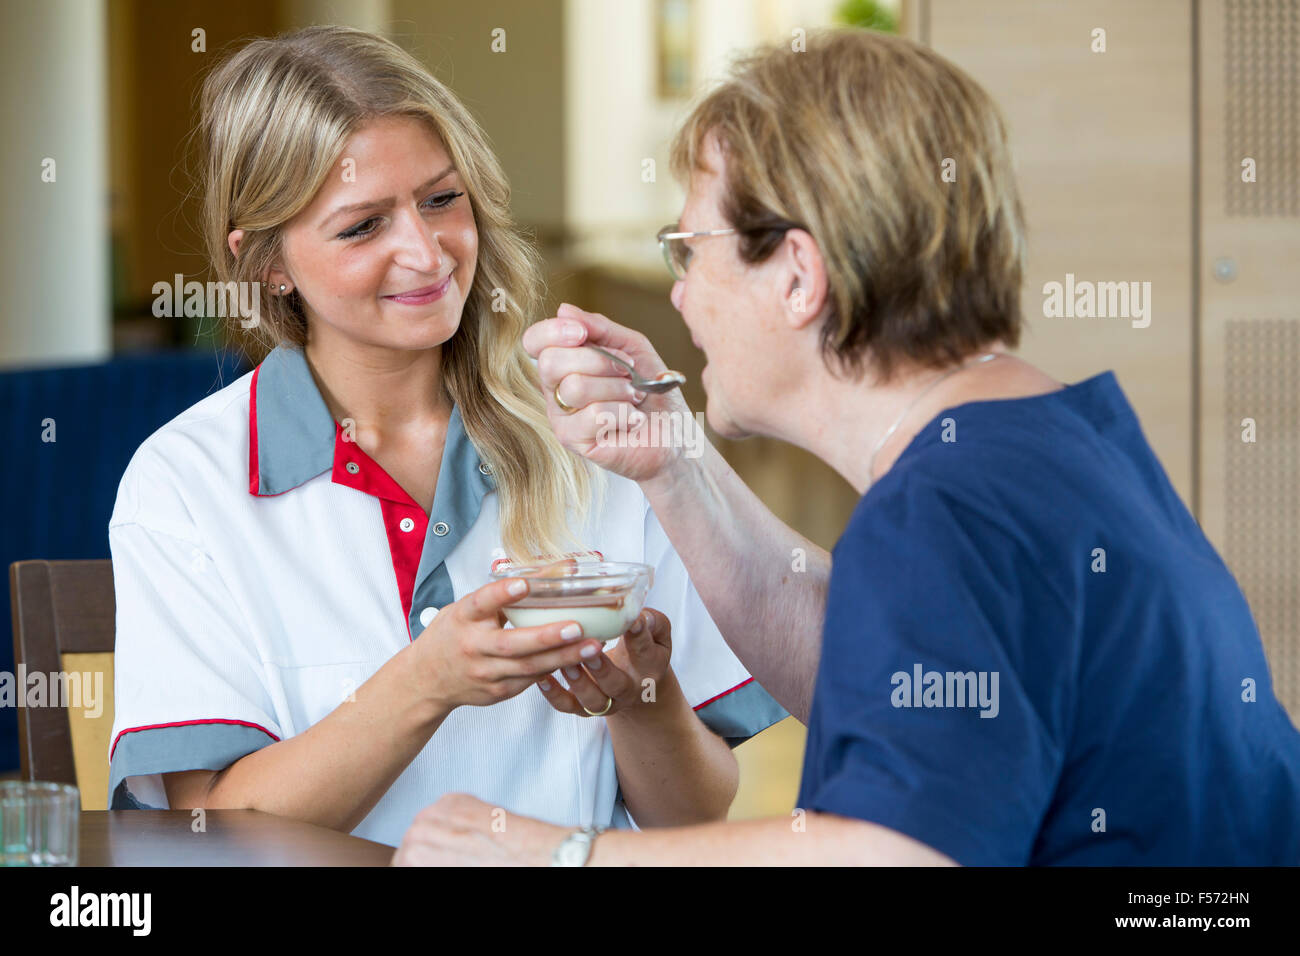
[834,0,899,33]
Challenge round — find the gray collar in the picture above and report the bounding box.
[247,343,495,511]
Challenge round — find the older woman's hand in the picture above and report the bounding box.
[391,793,569,866]
[522,303,695,483]
[535,607,672,719]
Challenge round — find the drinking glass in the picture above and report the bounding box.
[0,781,80,866]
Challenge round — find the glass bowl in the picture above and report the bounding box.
[489,559,654,643]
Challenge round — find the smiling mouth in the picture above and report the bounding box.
[384,275,452,301]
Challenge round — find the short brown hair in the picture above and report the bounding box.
[669,29,1027,382]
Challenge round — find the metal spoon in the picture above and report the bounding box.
[586,344,687,394]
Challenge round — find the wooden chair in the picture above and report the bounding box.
[8,559,116,809]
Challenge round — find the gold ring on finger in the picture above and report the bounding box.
[554,381,576,414]
[581,695,613,717]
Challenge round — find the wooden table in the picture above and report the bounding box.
[76,810,395,866]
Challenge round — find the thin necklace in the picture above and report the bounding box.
[865,352,1001,487]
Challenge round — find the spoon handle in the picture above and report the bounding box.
[585,342,687,393]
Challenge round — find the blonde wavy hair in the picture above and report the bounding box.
[670,28,1027,383]
[196,24,600,563]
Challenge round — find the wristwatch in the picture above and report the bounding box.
[550,824,605,866]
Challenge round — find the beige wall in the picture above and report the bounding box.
[390,0,568,236]
[926,0,1196,508]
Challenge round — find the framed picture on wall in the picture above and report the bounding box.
[656,0,695,99]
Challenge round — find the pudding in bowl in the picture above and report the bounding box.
[489,559,654,643]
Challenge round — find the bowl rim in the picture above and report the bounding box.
[489,559,654,579]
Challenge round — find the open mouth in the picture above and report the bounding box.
[383,274,452,305]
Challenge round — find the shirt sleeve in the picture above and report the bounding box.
[640,496,788,747]
[107,518,282,810]
[797,476,1070,865]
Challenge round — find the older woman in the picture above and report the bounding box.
[398,28,1300,864]
[106,25,787,849]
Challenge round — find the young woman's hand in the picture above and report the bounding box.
[522,303,697,483]
[411,577,603,712]
[535,607,673,719]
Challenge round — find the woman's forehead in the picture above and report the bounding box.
[682,165,724,228]
[300,126,457,227]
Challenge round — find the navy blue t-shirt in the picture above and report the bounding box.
[796,371,1300,864]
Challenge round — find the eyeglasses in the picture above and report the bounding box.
[656,224,737,280]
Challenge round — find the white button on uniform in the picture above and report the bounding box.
[419,606,439,627]
[399,517,415,533]
[432,521,450,536]
[345,461,359,474]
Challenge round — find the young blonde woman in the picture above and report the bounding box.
[106,25,785,849]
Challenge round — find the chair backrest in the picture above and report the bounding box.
[9,559,115,805]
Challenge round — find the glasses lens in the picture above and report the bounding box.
[659,238,679,279]
[664,237,698,279]
[659,238,686,279]
[656,226,695,280]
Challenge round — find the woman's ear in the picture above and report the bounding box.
[228,228,293,294]
[264,264,293,295]
[781,228,829,331]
